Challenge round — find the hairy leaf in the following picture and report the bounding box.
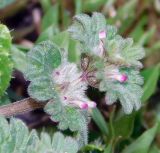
[0,116,78,153]
[68,12,108,54]
[45,100,88,146]
[32,132,78,153]
[24,41,61,101]
[105,36,145,68]
[0,24,13,97]
[0,116,38,153]
[98,68,143,114]
[45,100,86,130]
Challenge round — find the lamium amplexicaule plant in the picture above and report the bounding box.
[0,12,145,153]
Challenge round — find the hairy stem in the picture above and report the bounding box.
[0,98,46,117]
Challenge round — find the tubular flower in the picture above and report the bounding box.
[52,62,96,109]
[93,30,106,57]
[105,65,128,83]
[99,30,106,39]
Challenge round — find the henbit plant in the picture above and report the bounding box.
[68,12,145,114]
[0,12,145,152]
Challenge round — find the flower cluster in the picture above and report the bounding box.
[52,58,96,110]
[69,12,145,114]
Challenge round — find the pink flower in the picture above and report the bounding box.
[105,65,128,83]
[69,100,89,109]
[93,40,104,57]
[99,30,106,39]
[110,74,128,83]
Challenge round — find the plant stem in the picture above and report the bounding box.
[0,98,46,117]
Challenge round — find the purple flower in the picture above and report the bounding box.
[99,30,106,39]
[105,65,128,83]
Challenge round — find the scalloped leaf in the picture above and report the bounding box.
[68,12,110,53]
[0,116,39,153]
[0,24,13,97]
[34,132,78,153]
[105,36,145,68]
[99,68,143,114]
[24,41,61,101]
[0,116,79,153]
[45,100,87,131]
[45,100,88,147]
[68,12,118,55]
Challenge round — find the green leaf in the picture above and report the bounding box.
[91,108,109,136]
[0,116,79,153]
[74,0,82,14]
[112,110,135,139]
[130,15,148,42]
[35,132,78,153]
[52,31,70,51]
[148,145,160,153]
[0,116,39,153]
[68,39,80,62]
[146,41,160,56]
[24,41,61,101]
[117,0,137,20]
[138,26,156,46]
[45,100,87,132]
[40,0,52,13]
[45,100,88,147]
[0,24,13,97]
[104,144,113,153]
[141,64,160,103]
[99,68,144,114]
[51,31,80,62]
[68,12,108,55]
[106,36,145,68]
[122,123,158,153]
[41,4,59,31]
[36,25,59,43]
[52,132,78,153]
[11,45,27,72]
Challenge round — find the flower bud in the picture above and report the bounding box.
[111,74,128,83]
[71,100,88,109]
[99,30,106,39]
[87,101,97,108]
